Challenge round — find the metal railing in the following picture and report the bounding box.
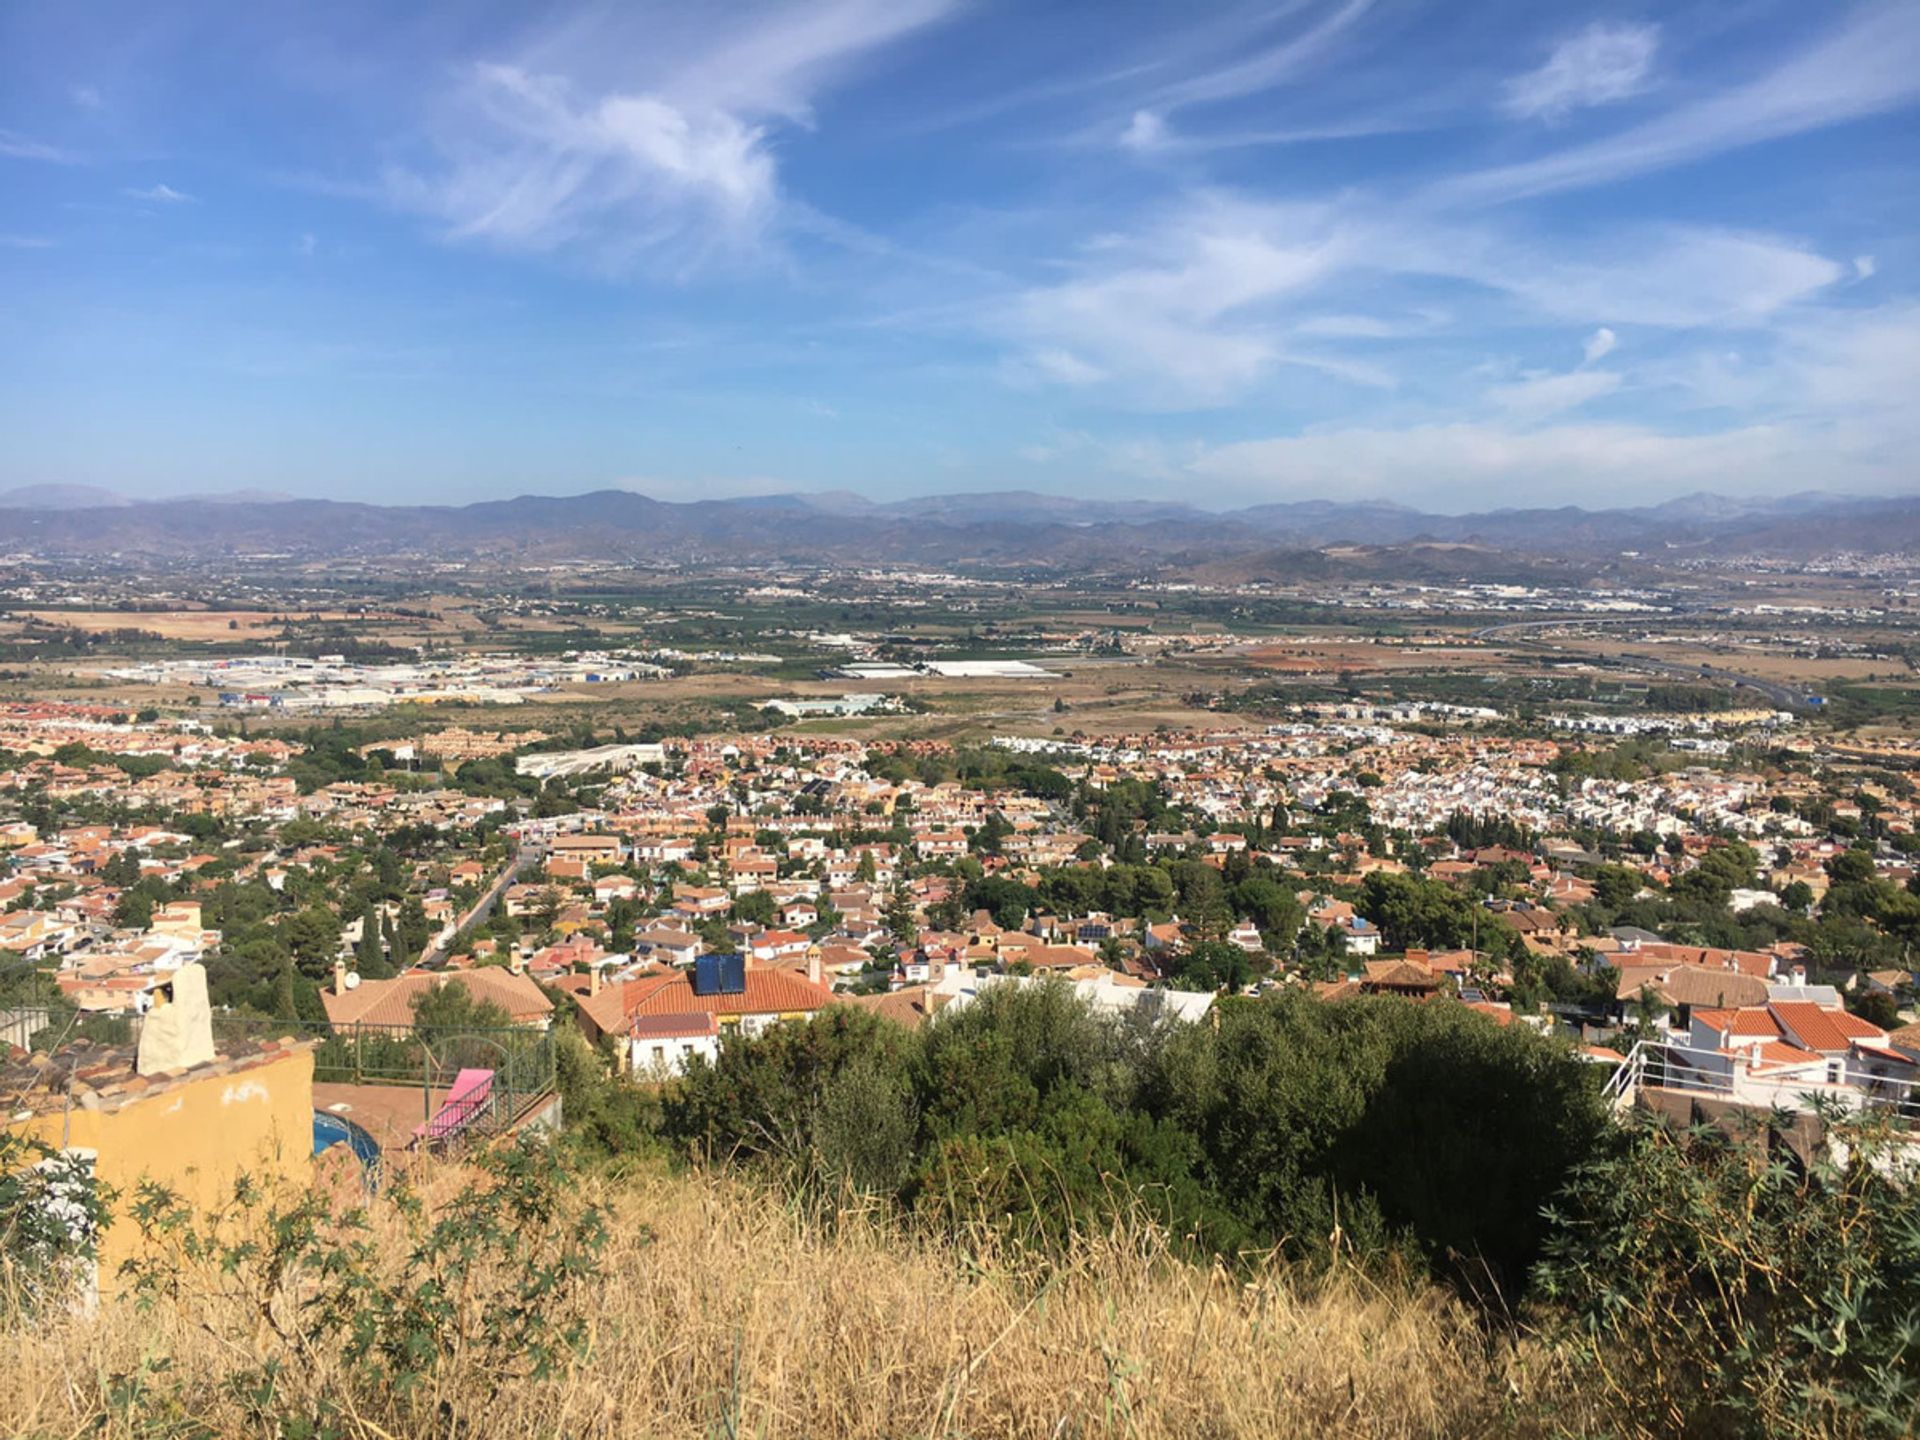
[1606,1040,1920,1123]
[4,1005,557,1148]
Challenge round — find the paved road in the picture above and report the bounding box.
[418,839,543,968]
[1472,617,1816,710]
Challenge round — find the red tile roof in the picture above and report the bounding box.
[320,969,553,1028]
[1769,1001,1885,1055]
[624,966,836,1020]
[629,1011,718,1040]
[1694,1007,1783,1040]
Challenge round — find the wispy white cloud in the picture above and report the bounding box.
[1006,349,1108,387]
[1441,2,1920,204]
[1006,199,1349,405]
[1464,227,1845,328]
[124,183,193,203]
[0,234,55,249]
[0,130,74,163]
[1000,196,1844,409]
[1016,428,1194,481]
[388,0,955,272]
[71,84,103,110]
[1503,22,1658,121]
[1145,0,1376,114]
[392,63,776,258]
[1187,300,1920,507]
[1118,110,1167,153]
[1115,108,1417,156]
[1487,368,1620,419]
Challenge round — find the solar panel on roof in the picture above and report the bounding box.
[692,953,747,996]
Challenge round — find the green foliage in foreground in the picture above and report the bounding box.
[112,1139,609,1438]
[662,983,1613,1295]
[0,1130,114,1317]
[1536,1103,1920,1440]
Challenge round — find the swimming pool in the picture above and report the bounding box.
[312,1111,382,1179]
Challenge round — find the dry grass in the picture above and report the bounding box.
[6,609,402,641]
[0,1157,1568,1439]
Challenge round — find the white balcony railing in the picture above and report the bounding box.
[1604,1040,1920,1124]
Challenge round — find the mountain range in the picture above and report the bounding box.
[0,486,1912,571]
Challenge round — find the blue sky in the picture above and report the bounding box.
[1,0,1916,511]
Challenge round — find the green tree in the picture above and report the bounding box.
[280,905,343,978]
[1536,1106,1920,1440]
[1359,872,1480,951]
[729,889,776,927]
[355,903,390,979]
[396,896,432,961]
[883,885,919,946]
[1174,939,1256,992]
[1591,863,1645,911]
[1232,875,1303,941]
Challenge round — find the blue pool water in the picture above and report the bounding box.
[312,1111,382,1178]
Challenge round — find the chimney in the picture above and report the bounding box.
[510,951,526,977]
[333,958,348,996]
[138,963,215,1076]
[589,963,602,997]
[807,946,822,987]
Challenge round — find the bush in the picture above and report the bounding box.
[1534,1103,1920,1440]
[0,1130,112,1316]
[1145,992,1610,1293]
[115,1137,609,1436]
[663,982,1607,1296]
[665,1005,919,1182]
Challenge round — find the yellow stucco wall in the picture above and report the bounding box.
[12,1047,315,1282]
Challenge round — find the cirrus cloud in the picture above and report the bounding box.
[386,0,955,273]
[1503,22,1659,121]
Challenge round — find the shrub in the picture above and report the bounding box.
[664,982,1607,1296]
[1145,992,1610,1293]
[664,1005,918,1182]
[0,1130,112,1317]
[115,1136,609,1436]
[1534,1103,1920,1440]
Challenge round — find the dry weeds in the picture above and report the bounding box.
[0,1157,1568,1439]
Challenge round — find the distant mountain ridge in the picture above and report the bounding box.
[0,485,1910,567]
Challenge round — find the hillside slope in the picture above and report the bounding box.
[1,1159,1559,1439]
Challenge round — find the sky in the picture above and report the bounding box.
[1,0,1917,513]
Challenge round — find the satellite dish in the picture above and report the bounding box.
[343,971,362,990]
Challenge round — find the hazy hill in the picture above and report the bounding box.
[0,486,1909,566]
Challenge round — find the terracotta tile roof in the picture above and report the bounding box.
[1769,1000,1885,1055]
[1363,959,1440,992]
[1615,964,1767,1010]
[1745,1039,1828,1071]
[629,1011,718,1040]
[847,985,950,1029]
[622,965,837,1021]
[1852,1041,1916,1066]
[320,969,554,1028]
[1622,943,1773,979]
[1312,979,1363,1001]
[1694,1007,1783,1039]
